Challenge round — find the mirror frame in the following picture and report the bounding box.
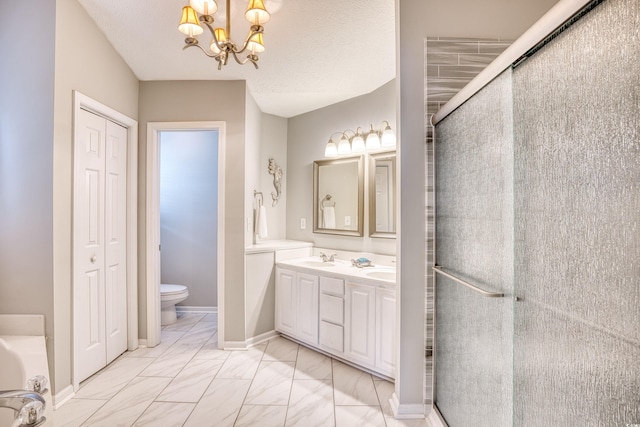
[368,150,397,238]
[313,156,364,237]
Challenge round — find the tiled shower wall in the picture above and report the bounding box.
[424,37,511,405]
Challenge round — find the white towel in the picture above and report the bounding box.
[257,205,268,239]
[322,206,336,229]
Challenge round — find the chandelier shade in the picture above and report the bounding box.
[178,0,270,69]
[178,6,204,37]
[189,0,218,15]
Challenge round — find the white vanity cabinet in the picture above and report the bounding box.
[344,281,376,367]
[275,267,319,346]
[375,287,396,377]
[275,259,397,379]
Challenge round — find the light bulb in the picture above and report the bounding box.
[381,127,396,147]
[325,140,338,157]
[337,135,351,155]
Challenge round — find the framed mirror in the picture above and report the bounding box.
[369,151,396,238]
[313,156,364,236]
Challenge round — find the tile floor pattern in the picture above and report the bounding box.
[54,313,431,427]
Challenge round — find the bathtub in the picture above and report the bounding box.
[0,335,52,426]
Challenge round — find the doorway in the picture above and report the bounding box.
[146,122,226,348]
[159,130,219,311]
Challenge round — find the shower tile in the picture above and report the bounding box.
[285,379,335,427]
[334,405,386,427]
[244,361,295,405]
[156,358,225,402]
[132,402,195,427]
[183,379,251,427]
[294,345,332,380]
[235,405,287,427]
[332,360,379,406]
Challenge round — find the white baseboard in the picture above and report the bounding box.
[426,405,448,427]
[137,339,148,348]
[53,384,75,409]
[223,340,249,350]
[246,330,278,347]
[389,392,426,419]
[176,306,217,314]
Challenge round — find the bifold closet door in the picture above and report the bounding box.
[74,108,128,383]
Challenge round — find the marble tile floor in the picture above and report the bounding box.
[54,312,431,427]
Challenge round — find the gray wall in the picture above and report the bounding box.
[138,80,247,342]
[160,131,218,307]
[53,0,139,394]
[286,79,396,255]
[0,0,55,384]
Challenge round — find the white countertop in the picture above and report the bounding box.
[245,240,313,254]
[276,256,396,287]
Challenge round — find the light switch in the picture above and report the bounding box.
[300,218,306,229]
[344,216,351,226]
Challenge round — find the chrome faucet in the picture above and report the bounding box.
[319,252,337,262]
[0,390,46,426]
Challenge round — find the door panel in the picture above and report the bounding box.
[74,110,128,383]
[105,120,128,363]
[75,109,107,382]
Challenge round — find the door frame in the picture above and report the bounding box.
[72,91,139,389]
[146,122,226,348]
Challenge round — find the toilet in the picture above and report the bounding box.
[160,284,189,325]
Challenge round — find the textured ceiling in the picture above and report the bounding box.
[77,0,397,118]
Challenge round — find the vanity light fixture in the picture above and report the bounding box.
[324,123,395,157]
[178,0,270,70]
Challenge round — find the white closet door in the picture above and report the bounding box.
[104,120,128,364]
[74,109,128,383]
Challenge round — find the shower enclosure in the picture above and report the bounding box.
[431,0,640,425]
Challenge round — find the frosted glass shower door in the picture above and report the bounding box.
[433,69,515,427]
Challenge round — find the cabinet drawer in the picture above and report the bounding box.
[319,321,344,353]
[320,276,344,296]
[320,293,344,324]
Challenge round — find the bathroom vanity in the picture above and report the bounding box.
[275,257,396,379]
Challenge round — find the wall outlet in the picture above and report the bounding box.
[300,218,306,230]
[246,217,252,232]
[344,216,351,226]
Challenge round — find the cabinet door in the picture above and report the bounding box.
[275,268,296,336]
[345,282,376,367]
[375,287,396,377]
[296,272,319,345]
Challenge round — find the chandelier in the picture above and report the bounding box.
[178,0,270,69]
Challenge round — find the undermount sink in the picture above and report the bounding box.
[364,268,396,281]
[298,260,335,268]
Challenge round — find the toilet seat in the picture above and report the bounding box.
[161,284,187,296]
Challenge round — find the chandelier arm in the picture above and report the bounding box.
[233,26,264,56]
[230,51,259,69]
[183,42,218,59]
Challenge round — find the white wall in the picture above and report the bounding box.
[286,79,397,255]
[160,131,218,307]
